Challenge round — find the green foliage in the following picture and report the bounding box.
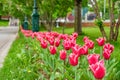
[95,19,103,28]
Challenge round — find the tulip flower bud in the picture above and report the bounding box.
[83,36,89,43]
[96,37,105,46]
[60,50,67,60]
[55,38,60,47]
[40,40,48,49]
[89,60,106,79]
[49,46,57,55]
[85,40,94,49]
[103,49,111,60]
[87,54,100,65]
[69,53,78,66]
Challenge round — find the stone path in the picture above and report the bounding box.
[0,26,19,68]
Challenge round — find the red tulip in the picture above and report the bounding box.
[61,34,69,40]
[103,43,114,53]
[63,40,71,50]
[96,37,105,46]
[48,38,54,46]
[69,53,78,66]
[71,44,80,57]
[103,49,111,60]
[24,33,31,37]
[60,50,67,60]
[70,38,76,47]
[40,40,48,49]
[89,60,106,79]
[55,38,60,47]
[49,46,57,55]
[87,54,100,65]
[36,36,43,42]
[79,45,88,55]
[85,40,94,49]
[83,36,89,43]
[72,32,78,38]
[53,32,59,37]
[34,32,38,37]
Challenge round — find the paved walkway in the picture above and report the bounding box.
[0,26,19,68]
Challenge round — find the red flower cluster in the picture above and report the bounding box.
[103,43,114,60]
[96,37,105,46]
[20,27,114,80]
[89,60,106,79]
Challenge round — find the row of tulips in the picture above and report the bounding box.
[20,26,114,80]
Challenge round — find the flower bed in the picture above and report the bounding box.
[20,26,117,80]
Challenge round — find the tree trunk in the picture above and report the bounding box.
[74,1,77,32]
[90,0,107,40]
[0,15,1,20]
[49,14,52,32]
[109,0,115,41]
[74,0,82,35]
[62,17,66,34]
[114,14,120,41]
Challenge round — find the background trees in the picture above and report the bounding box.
[90,0,120,41]
[0,0,120,41]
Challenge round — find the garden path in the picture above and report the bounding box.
[0,26,18,68]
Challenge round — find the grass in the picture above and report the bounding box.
[0,20,9,26]
[0,26,120,79]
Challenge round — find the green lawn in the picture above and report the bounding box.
[0,20,9,26]
[0,27,120,80]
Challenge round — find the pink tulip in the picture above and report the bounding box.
[85,40,94,49]
[36,36,43,42]
[33,32,38,37]
[79,45,88,55]
[83,36,89,43]
[24,33,31,37]
[96,37,105,46]
[103,43,114,53]
[103,49,111,60]
[89,60,106,79]
[69,53,78,66]
[87,54,100,65]
[48,38,54,46]
[63,40,71,50]
[70,38,76,47]
[40,40,48,49]
[71,44,80,57]
[55,38,60,47]
[49,46,57,55]
[72,32,78,39]
[60,50,67,60]
[31,33,35,39]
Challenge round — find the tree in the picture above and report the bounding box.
[40,0,73,32]
[74,0,88,35]
[90,0,120,41]
[90,0,107,40]
[74,0,82,35]
[0,3,3,20]
[109,0,120,41]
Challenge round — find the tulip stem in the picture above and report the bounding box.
[74,66,77,80]
[64,60,66,73]
[100,47,103,59]
[62,60,66,79]
[52,55,55,70]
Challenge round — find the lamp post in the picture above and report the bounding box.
[32,0,39,32]
[23,16,28,30]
